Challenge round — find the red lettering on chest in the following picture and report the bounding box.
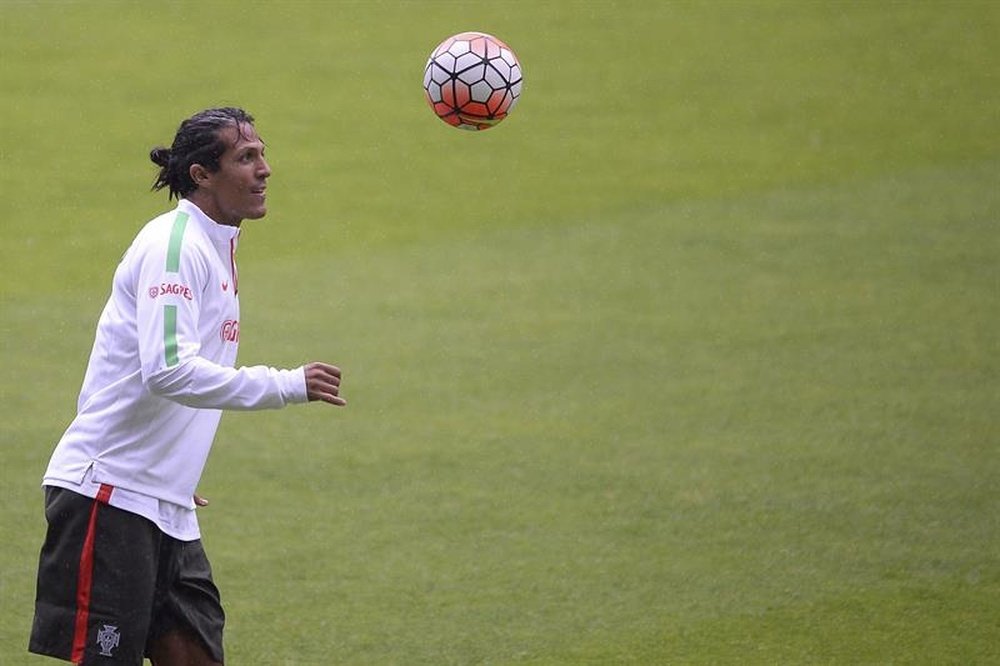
[220,319,240,343]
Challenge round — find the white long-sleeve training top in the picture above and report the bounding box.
[43,199,308,540]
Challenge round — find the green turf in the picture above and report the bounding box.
[1,1,998,663]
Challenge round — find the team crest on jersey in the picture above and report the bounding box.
[97,624,120,657]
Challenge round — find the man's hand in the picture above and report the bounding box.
[304,362,346,406]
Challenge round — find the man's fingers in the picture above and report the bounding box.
[308,364,341,383]
[313,391,347,407]
[305,362,346,406]
[311,363,341,379]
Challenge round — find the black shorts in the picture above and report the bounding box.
[29,486,225,664]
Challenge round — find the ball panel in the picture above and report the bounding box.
[434,102,456,120]
[433,51,456,73]
[469,36,488,58]
[454,52,481,73]
[426,82,442,103]
[484,65,506,89]
[430,65,451,85]
[470,80,492,103]
[486,88,508,114]
[459,64,486,87]
[447,40,471,57]
[440,80,456,107]
[453,80,471,108]
[463,101,489,118]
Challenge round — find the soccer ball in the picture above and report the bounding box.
[423,32,523,131]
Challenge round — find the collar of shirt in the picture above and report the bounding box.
[178,198,242,245]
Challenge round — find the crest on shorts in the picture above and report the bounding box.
[96,624,120,657]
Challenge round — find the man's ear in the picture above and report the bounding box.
[189,164,210,188]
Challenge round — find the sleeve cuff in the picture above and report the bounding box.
[280,366,310,404]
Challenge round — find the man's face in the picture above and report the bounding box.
[195,122,271,227]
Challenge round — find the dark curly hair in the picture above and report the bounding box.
[150,107,256,200]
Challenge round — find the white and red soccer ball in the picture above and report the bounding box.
[423,32,523,131]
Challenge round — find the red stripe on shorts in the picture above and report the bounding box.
[71,484,114,664]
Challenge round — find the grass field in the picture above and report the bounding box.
[1,1,998,663]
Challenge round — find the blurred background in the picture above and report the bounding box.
[1,1,997,663]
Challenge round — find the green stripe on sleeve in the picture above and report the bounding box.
[166,212,189,272]
[163,305,179,367]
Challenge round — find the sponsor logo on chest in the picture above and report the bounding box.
[148,282,193,300]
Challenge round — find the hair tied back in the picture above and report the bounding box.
[150,147,172,168]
